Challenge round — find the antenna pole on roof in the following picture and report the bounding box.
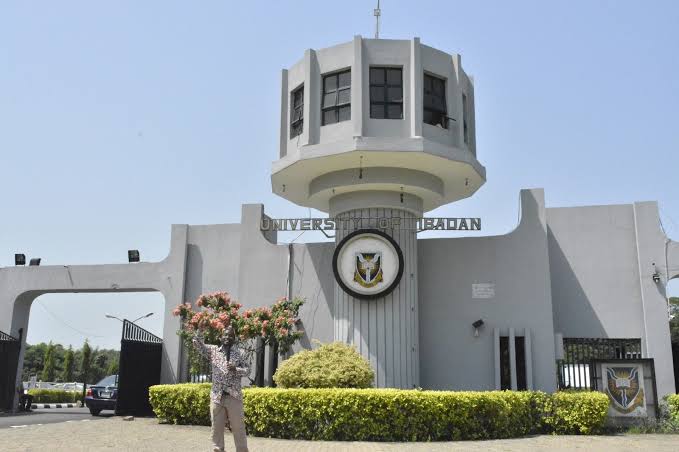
[374,0,381,39]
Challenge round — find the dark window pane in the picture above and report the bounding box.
[290,85,304,138]
[424,75,433,91]
[370,67,385,84]
[337,88,351,105]
[292,108,302,122]
[500,336,510,390]
[515,337,527,391]
[370,86,385,102]
[324,75,337,92]
[387,104,403,119]
[323,92,336,108]
[387,87,402,102]
[338,105,351,122]
[370,104,385,119]
[338,71,351,88]
[387,68,402,86]
[323,109,337,125]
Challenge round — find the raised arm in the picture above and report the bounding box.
[234,348,250,377]
[192,332,217,359]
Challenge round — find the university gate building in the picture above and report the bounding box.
[2,36,678,415]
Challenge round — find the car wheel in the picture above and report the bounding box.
[89,408,101,416]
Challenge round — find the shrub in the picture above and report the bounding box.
[273,342,374,389]
[668,394,679,423]
[27,389,82,404]
[540,391,609,434]
[149,385,610,440]
[149,383,211,425]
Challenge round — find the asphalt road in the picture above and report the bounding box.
[0,407,112,429]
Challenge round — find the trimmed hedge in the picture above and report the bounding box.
[668,394,679,423]
[273,342,374,389]
[149,385,609,440]
[27,389,82,404]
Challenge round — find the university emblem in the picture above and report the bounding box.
[332,229,404,300]
[605,366,645,414]
[354,252,383,288]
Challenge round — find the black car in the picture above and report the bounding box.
[84,374,118,416]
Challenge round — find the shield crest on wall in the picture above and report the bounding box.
[354,252,383,288]
[605,366,645,414]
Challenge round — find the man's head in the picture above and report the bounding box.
[221,324,236,346]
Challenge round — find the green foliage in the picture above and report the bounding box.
[106,359,119,376]
[149,385,610,440]
[149,383,212,426]
[41,342,56,382]
[539,391,609,434]
[22,342,119,384]
[61,346,75,382]
[28,389,82,404]
[273,342,374,389]
[670,297,679,345]
[668,394,679,423]
[79,340,92,383]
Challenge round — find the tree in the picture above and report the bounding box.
[61,346,75,382]
[106,359,119,376]
[670,297,679,344]
[41,342,56,381]
[80,340,93,401]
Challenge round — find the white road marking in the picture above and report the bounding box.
[10,425,28,428]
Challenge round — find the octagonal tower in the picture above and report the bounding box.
[272,36,485,388]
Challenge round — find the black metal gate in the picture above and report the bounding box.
[556,337,642,390]
[115,320,162,416]
[0,330,21,411]
[672,343,679,393]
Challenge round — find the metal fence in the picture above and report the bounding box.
[0,330,20,410]
[557,337,642,390]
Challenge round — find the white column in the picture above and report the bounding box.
[509,327,517,391]
[332,206,419,389]
[525,328,533,390]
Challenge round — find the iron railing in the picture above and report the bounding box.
[557,337,642,389]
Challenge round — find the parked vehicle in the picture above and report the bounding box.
[84,374,118,416]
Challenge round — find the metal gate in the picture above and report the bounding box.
[0,330,21,411]
[115,320,162,416]
[556,337,642,390]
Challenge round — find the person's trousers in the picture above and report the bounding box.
[210,396,248,452]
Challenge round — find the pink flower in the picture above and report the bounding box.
[197,298,205,307]
[172,307,181,316]
[262,320,269,329]
[210,319,225,331]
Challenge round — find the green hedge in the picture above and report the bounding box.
[27,389,82,404]
[149,385,609,440]
[668,394,679,423]
[273,342,375,389]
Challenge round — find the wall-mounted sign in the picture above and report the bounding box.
[332,229,404,300]
[260,217,481,231]
[602,363,646,417]
[472,283,495,299]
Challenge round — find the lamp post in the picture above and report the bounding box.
[104,312,154,324]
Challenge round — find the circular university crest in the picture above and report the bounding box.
[332,229,404,300]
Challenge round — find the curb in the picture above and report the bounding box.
[31,403,81,409]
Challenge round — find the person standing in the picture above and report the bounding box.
[193,325,249,452]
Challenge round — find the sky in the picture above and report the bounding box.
[1,1,678,350]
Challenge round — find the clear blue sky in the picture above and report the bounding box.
[2,1,678,350]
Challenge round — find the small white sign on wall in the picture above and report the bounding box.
[472,283,495,299]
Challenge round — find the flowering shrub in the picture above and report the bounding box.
[173,292,303,348]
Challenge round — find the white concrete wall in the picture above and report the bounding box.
[548,202,678,398]
[418,189,557,392]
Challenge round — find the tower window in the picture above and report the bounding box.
[290,84,304,138]
[369,67,403,119]
[423,73,448,129]
[322,70,351,125]
[462,93,469,144]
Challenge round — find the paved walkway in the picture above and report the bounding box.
[0,417,678,451]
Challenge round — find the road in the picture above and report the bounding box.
[0,407,111,429]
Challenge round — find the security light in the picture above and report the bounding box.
[15,254,25,266]
[29,258,41,266]
[472,319,484,337]
[652,272,661,283]
[128,250,140,263]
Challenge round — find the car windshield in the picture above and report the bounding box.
[96,375,118,387]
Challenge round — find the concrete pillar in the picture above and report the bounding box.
[332,202,419,389]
